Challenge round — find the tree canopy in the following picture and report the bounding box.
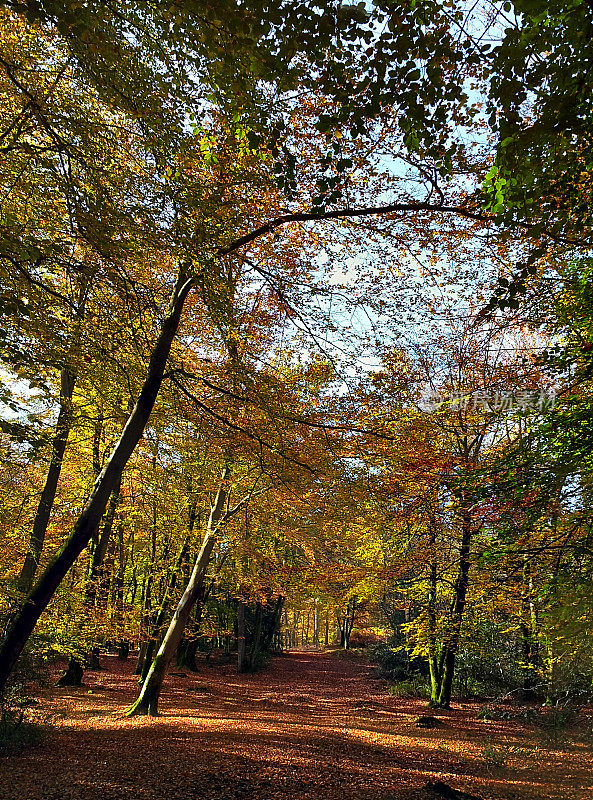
[1,0,593,734]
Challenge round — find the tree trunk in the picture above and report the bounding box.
[0,268,193,694]
[427,525,440,706]
[17,367,76,594]
[135,499,159,676]
[177,589,204,672]
[140,640,157,682]
[176,638,199,671]
[86,647,102,670]
[134,640,148,675]
[338,614,345,648]
[438,510,472,708]
[338,600,356,650]
[261,595,284,653]
[248,601,264,671]
[237,601,247,672]
[125,468,229,716]
[520,557,537,701]
[291,610,299,649]
[56,656,84,686]
[16,274,95,595]
[85,476,122,604]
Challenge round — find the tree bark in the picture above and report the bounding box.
[248,601,264,671]
[17,367,76,594]
[56,656,84,686]
[85,476,122,604]
[16,275,94,594]
[237,600,247,672]
[126,467,229,716]
[134,640,148,676]
[520,557,537,701]
[0,268,193,694]
[261,595,284,653]
[427,525,441,706]
[438,510,472,708]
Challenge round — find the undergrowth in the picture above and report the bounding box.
[388,676,431,699]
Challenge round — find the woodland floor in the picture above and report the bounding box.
[1,650,592,800]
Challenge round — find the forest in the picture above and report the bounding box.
[0,1,592,799]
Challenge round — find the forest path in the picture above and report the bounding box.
[2,650,591,800]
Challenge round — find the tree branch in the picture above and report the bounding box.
[218,202,491,256]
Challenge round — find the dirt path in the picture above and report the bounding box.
[1,651,591,800]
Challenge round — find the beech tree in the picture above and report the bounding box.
[4,0,593,714]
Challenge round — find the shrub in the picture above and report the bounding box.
[348,631,381,649]
[388,676,431,699]
[369,642,428,681]
[333,647,365,659]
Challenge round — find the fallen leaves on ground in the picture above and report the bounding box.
[1,651,591,800]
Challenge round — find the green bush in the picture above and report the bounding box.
[369,642,428,681]
[388,676,431,699]
[477,699,578,746]
[332,647,365,660]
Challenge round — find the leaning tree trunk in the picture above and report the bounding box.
[126,470,229,716]
[0,269,193,694]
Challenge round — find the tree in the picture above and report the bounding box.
[0,0,554,697]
